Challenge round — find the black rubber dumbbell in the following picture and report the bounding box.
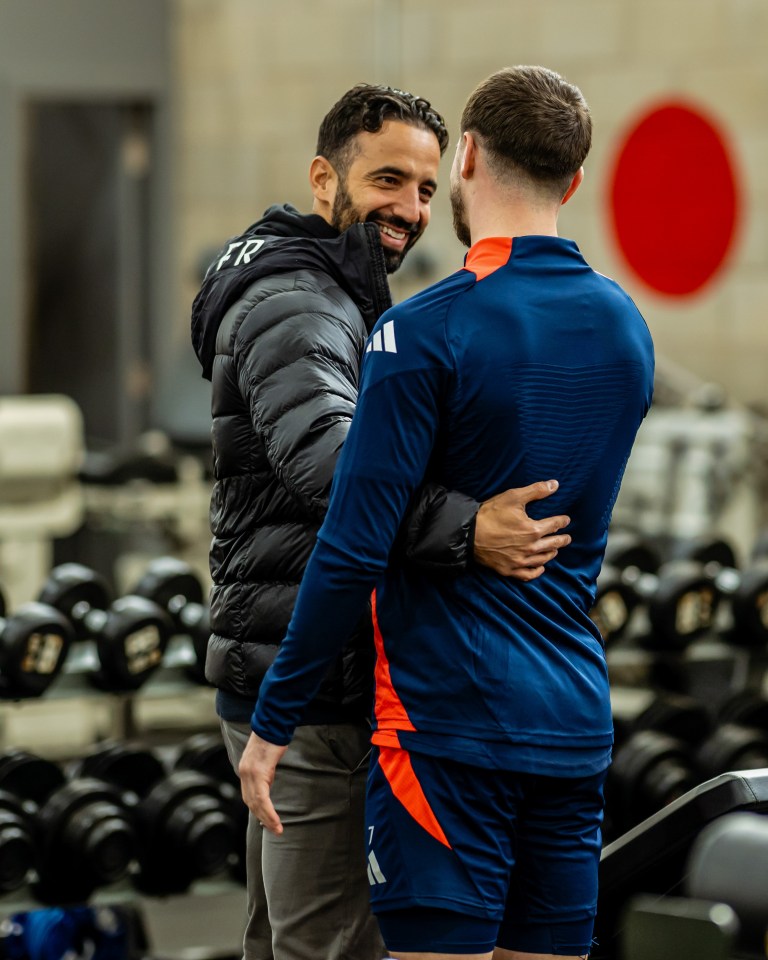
[591,533,662,646]
[594,530,720,654]
[129,557,211,684]
[621,559,722,651]
[669,536,768,649]
[0,599,74,699]
[0,785,36,895]
[692,689,768,780]
[606,729,701,838]
[0,748,136,903]
[696,723,768,780]
[73,741,240,895]
[174,733,247,885]
[38,563,174,691]
[611,688,712,750]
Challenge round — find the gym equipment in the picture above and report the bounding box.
[0,748,136,904]
[591,566,641,647]
[593,769,768,960]
[38,563,174,691]
[174,733,247,885]
[610,688,711,749]
[0,395,85,611]
[687,812,768,958]
[621,895,738,960]
[0,601,74,698]
[591,532,661,646]
[74,741,240,895]
[0,788,36,895]
[696,723,768,780]
[627,560,721,649]
[669,535,768,648]
[592,532,721,650]
[129,556,211,684]
[606,729,701,840]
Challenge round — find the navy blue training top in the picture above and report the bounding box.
[252,235,655,775]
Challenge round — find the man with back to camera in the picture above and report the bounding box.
[191,82,575,960]
[239,66,655,960]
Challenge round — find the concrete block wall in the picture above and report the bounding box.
[173,0,768,410]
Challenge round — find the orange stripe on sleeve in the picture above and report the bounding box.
[371,590,416,733]
[377,746,451,849]
[463,236,513,281]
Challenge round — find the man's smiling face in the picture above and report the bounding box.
[328,120,441,273]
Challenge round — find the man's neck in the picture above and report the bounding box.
[469,206,559,243]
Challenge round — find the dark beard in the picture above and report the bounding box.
[331,180,415,274]
[450,180,471,248]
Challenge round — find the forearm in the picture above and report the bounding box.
[251,537,384,745]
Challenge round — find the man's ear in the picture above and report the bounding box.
[460,132,477,180]
[561,167,584,206]
[309,155,338,206]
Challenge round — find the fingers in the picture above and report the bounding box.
[238,734,287,837]
[517,478,560,504]
[527,517,571,560]
[254,793,283,836]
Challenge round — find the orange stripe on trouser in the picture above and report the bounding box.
[377,746,452,849]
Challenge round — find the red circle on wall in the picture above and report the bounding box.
[608,101,741,297]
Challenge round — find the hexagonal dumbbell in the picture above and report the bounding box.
[619,559,722,651]
[173,732,247,884]
[668,535,768,649]
[606,729,701,839]
[129,557,210,684]
[72,741,241,896]
[38,563,174,691]
[591,532,662,646]
[0,597,74,699]
[0,748,136,903]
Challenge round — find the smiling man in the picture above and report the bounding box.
[191,82,574,960]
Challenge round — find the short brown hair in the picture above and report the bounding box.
[460,66,592,198]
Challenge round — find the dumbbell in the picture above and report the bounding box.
[611,688,712,750]
[174,733,247,885]
[591,533,662,646]
[129,557,211,684]
[38,563,174,691]
[73,741,240,896]
[593,530,720,650]
[0,748,136,903]
[0,781,37,895]
[669,536,768,649]
[606,729,701,838]
[619,559,721,651]
[0,597,74,699]
[691,689,768,780]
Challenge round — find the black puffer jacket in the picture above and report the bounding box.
[191,204,477,723]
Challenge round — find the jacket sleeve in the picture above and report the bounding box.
[234,277,480,564]
[399,483,479,575]
[234,281,361,521]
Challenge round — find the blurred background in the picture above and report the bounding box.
[2,0,768,597]
[1,2,768,958]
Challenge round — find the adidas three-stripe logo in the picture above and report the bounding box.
[366,320,397,354]
[367,850,387,885]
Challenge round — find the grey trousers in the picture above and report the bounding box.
[220,719,387,960]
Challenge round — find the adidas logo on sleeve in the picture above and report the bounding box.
[366,319,397,354]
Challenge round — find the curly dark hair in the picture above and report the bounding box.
[316,83,449,173]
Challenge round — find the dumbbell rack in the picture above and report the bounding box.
[0,638,245,960]
[0,635,219,755]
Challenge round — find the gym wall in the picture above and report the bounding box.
[175,0,768,413]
